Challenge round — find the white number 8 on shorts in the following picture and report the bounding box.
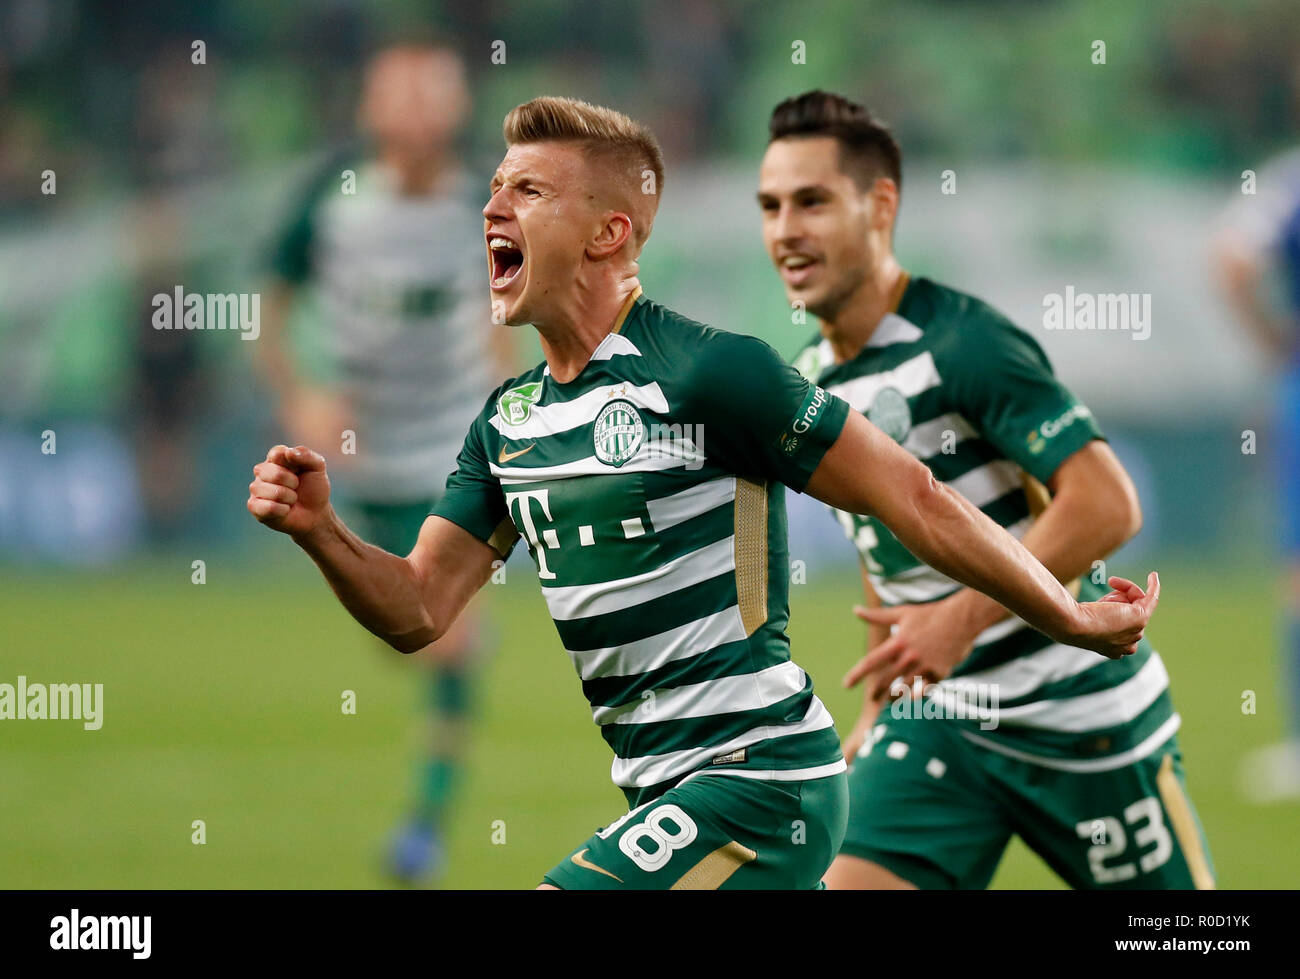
[618,804,699,872]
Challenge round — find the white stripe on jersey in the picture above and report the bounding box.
[866,313,925,348]
[646,476,736,532]
[488,380,668,438]
[948,459,1024,509]
[970,613,1035,648]
[902,412,977,458]
[867,514,1032,606]
[592,660,807,725]
[871,573,959,606]
[807,314,924,374]
[959,712,1183,772]
[569,606,748,681]
[492,442,704,482]
[541,331,642,380]
[825,351,942,413]
[609,696,838,788]
[541,535,735,621]
[934,641,1106,704]
[680,760,848,786]
[590,333,643,361]
[990,653,1170,731]
[593,755,849,839]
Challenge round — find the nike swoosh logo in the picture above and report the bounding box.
[571,848,623,882]
[498,443,536,464]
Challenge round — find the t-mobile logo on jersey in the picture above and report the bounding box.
[1041,287,1151,340]
[505,489,558,579]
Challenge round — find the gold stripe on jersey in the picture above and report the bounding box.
[670,840,758,890]
[1020,470,1052,516]
[1018,470,1082,597]
[610,286,644,335]
[1156,753,1216,890]
[888,270,910,315]
[735,478,768,636]
[487,515,522,556]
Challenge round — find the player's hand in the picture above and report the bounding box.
[1067,573,1160,660]
[247,444,332,540]
[843,594,980,702]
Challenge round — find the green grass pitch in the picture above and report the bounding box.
[0,555,1293,888]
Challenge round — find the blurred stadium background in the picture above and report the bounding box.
[2,0,1297,888]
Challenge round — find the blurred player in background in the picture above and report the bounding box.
[248,96,1160,890]
[256,42,515,884]
[1215,123,1300,802]
[759,91,1213,888]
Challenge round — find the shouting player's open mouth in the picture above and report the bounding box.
[778,251,820,289]
[488,234,524,291]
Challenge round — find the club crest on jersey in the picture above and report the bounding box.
[593,400,644,467]
[498,381,543,426]
[867,386,911,443]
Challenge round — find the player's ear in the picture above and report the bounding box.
[868,177,899,232]
[588,212,633,260]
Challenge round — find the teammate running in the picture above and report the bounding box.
[257,44,514,883]
[757,90,1212,889]
[249,96,1159,890]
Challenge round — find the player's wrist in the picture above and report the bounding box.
[1054,599,1093,647]
[945,589,1001,642]
[292,504,339,553]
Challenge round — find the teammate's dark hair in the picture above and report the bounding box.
[768,90,902,192]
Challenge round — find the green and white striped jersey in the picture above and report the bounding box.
[435,291,850,806]
[793,276,1179,771]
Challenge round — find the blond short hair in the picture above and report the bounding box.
[504,96,665,247]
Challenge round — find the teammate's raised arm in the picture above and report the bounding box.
[804,410,1159,660]
[247,444,500,652]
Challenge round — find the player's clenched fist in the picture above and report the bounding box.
[247,444,331,539]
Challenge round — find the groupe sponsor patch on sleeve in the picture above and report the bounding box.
[1026,403,1093,454]
[779,385,831,455]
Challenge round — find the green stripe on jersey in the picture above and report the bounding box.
[794,276,1176,767]
[435,293,851,805]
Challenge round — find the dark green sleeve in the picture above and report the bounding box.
[689,330,849,492]
[430,403,518,557]
[266,151,354,285]
[945,316,1104,483]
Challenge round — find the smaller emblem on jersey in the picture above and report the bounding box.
[593,399,645,467]
[711,747,747,765]
[498,381,543,426]
[867,386,911,443]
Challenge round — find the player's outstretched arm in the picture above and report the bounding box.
[247,444,497,653]
[804,412,1158,660]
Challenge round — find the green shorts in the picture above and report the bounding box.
[840,713,1215,890]
[542,771,849,890]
